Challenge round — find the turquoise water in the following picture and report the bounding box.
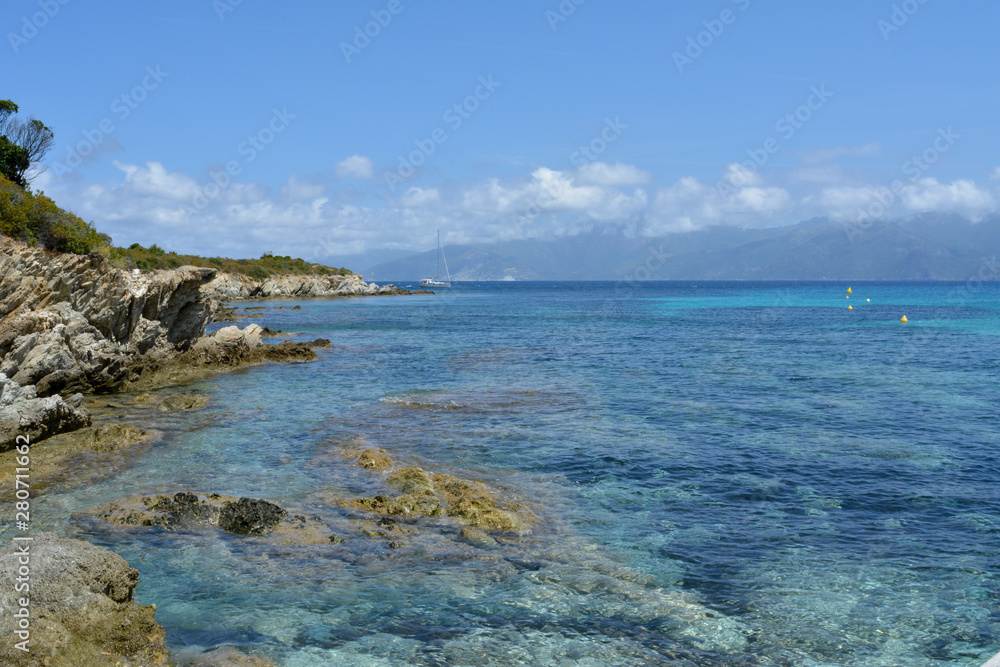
[17,281,1000,665]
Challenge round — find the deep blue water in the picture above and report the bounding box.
[20,281,1000,665]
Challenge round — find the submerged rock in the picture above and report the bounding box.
[156,392,209,412]
[84,492,336,543]
[82,423,148,452]
[357,447,393,471]
[460,526,499,548]
[0,373,90,451]
[0,532,167,666]
[172,645,277,666]
[341,465,535,532]
[386,466,436,495]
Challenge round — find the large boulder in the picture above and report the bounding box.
[0,373,90,451]
[0,532,167,666]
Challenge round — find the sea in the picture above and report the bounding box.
[18,281,1000,666]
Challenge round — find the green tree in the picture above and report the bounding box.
[0,136,29,188]
[0,99,55,187]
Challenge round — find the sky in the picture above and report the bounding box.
[3,0,999,270]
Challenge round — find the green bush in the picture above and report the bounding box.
[0,173,108,254]
[245,266,270,281]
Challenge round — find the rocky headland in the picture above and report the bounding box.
[203,271,414,301]
[0,236,414,449]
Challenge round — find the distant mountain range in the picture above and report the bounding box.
[365,214,1000,281]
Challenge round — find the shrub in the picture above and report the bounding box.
[0,173,108,254]
[245,266,270,281]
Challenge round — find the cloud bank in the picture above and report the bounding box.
[36,149,1000,266]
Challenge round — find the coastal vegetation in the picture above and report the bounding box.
[108,244,353,279]
[0,97,353,277]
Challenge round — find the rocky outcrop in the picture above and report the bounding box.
[340,465,536,532]
[0,373,90,451]
[0,237,387,398]
[204,272,413,300]
[0,237,217,396]
[0,532,167,666]
[85,492,336,545]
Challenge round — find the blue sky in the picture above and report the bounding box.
[3,0,998,269]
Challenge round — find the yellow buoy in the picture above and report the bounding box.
[847,287,852,293]
[846,295,850,299]
[848,305,853,310]
[866,298,870,303]
[900,315,908,323]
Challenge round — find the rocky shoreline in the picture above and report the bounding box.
[0,235,420,443]
[0,238,427,664]
[0,239,746,665]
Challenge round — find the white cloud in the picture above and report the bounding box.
[721,162,762,188]
[399,187,440,207]
[899,178,995,219]
[812,185,890,220]
[35,154,1000,266]
[576,161,653,186]
[334,154,375,179]
[281,175,326,201]
[646,170,792,235]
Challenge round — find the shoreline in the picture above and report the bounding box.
[0,245,749,663]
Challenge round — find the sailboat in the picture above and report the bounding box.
[420,230,451,288]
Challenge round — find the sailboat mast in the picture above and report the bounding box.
[436,229,441,280]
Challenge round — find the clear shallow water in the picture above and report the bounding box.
[13,281,1000,665]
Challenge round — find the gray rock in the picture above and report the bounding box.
[0,532,167,666]
[202,272,411,300]
[0,238,218,396]
[0,373,90,451]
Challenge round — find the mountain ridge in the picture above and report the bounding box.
[365,215,1000,281]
